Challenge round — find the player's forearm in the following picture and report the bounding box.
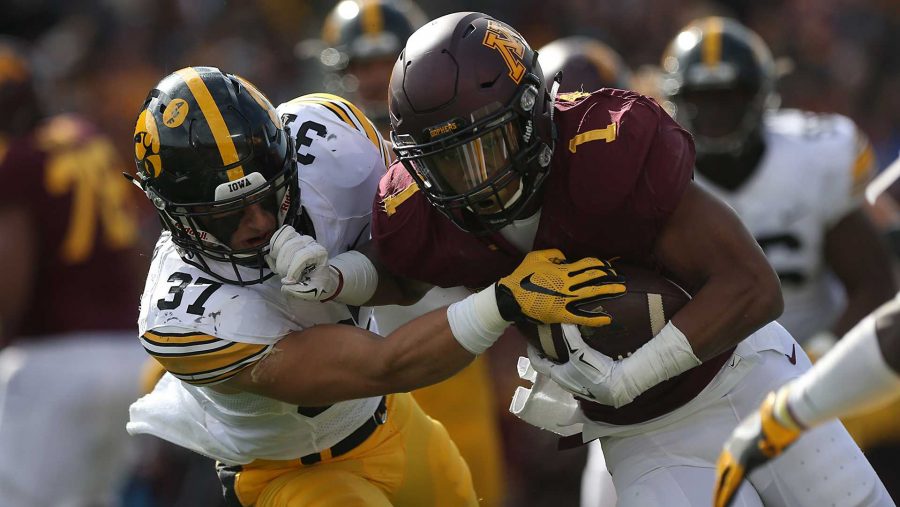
[352,242,432,306]
[825,209,897,336]
[672,267,783,361]
[833,287,895,337]
[788,301,900,428]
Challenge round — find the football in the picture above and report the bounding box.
[517,264,690,362]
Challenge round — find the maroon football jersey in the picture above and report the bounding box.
[372,89,732,423]
[0,114,145,340]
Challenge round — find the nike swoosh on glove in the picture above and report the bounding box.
[495,249,626,327]
[527,324,633,407]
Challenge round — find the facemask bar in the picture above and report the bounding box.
[147,156,300,286]
[392,77,552,234]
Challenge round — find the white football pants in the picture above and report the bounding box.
[580,326,892,507]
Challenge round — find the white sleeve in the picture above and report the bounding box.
[789,299,900,427]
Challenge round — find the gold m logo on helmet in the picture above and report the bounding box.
[163,98,189,128]
[134,109,162,178]
[482,20,526,84]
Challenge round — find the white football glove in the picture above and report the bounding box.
[266,225,339,301]
[526,324,635,408]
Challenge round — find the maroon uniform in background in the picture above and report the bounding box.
[0,114,143,340]
[373,89,731,423]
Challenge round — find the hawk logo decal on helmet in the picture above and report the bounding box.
[134,108,162,178]
[162,99,189,128]
[482,20,526,84]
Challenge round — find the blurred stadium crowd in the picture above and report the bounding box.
[1,0,899,506]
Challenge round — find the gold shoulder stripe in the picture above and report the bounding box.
[142,330,221,346]
[304,93,383,154]
[176,68,245,181]
[557,91,590,103]
[383,182,420,216]
[149,341,270,384]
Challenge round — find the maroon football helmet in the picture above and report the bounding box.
[388,12,554,234]
[537,36,632,93]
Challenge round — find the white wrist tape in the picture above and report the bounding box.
[789,315,900,427]
[619,321,701,400]
[446,284,510,355]
[328,250,378,306]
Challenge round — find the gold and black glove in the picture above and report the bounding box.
[495,249,626,327]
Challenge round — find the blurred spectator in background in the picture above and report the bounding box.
[0,38,148,506]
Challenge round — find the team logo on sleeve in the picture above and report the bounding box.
[482,20,526,84]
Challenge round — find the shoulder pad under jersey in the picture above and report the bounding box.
[554,89,694,219]
[277,94,390,255]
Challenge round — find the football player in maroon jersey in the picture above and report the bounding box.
[364,12,888,506]
[0,38,150,506]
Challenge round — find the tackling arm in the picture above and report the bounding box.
[225,308,476,405]
[654,181,784,360]
[226,249,626,405]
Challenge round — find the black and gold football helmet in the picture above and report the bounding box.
[131,67,299,285]
[321,0,426,68]
[660,17,776,157]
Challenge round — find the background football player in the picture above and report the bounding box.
[125,66,618,506]
[660,16,900,494]
[358,12,889,506]
[317,0,426,136]
[0,38,149,507]
[537,36,632,93]
[660,16,896,353]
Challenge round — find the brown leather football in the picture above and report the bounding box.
[517,264,690,362]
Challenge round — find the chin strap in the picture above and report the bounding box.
[548,71,562,122]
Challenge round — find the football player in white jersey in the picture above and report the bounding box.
[714,160,900,506]
[125,67,624,507]
[660,16,896,350]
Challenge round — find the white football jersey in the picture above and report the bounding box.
[128,94,389,464]
[696,109,875,343]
